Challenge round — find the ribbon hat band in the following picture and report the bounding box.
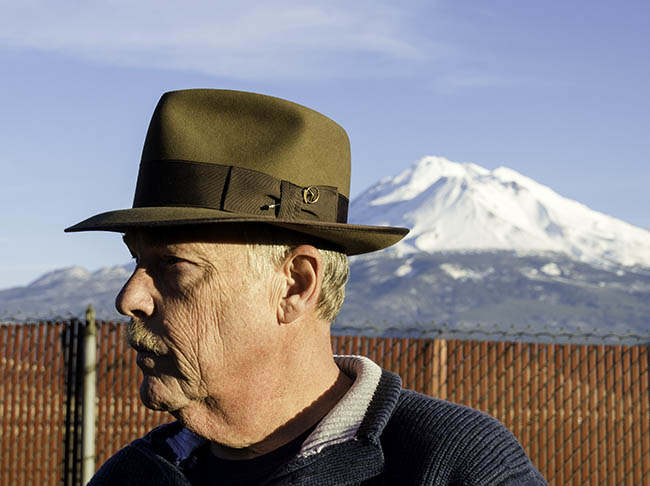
[133,160,349,224]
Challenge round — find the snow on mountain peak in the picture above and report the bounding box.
[92,264,134,280]
[350,156,650,268]
[367,156,488,205]
[28,266,91,288]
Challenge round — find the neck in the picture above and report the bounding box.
[210,368,352,459]
[173,343,353,459]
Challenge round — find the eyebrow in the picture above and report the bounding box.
[123,232,210,261]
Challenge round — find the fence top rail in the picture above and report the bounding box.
[332,324,650,346]
[2,319,649,346]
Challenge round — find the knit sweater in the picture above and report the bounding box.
[89,356,547,485]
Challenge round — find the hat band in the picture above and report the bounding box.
[133,160,349,223]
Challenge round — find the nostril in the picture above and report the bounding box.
[131,309,148,321]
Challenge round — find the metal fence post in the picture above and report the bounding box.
[81,306,97,485]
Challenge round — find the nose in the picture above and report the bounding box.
[115,268,155,318]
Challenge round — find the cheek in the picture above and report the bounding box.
[181,276,233,367]
[159,267,224,349]
[161,263,278,383]
[156,299,215,384]
[221,283,277,360]
[212,280,276,363]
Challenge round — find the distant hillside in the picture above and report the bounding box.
[338,251,650,343]
[0,264,133,320]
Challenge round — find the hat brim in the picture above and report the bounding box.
[64,206,408,256]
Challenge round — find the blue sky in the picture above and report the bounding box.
[1,0,649,289]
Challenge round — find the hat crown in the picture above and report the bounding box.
[141,89,351,197]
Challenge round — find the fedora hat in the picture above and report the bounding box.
[65,89,408,255]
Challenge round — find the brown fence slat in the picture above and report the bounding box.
[44,323,57,485]
[407,338,417,390]
[8,325,20,486]
[523,343,535,461]
[414,339,424,393]
[0,325,9,486]
[24,325,37,484]
[33,324,45,484]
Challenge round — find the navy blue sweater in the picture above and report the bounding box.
[89,358,546,485]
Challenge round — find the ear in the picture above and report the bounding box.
[277,245,323,324]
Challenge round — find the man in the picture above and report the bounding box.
[66,89,546,485]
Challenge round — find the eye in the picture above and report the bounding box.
[162,255,185,266]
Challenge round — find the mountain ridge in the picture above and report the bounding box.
[351,156,650,268]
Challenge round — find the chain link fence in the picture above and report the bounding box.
[1,321,649,485]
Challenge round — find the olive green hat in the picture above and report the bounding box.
[65,89,409,255]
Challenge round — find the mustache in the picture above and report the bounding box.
[127,319,164,355]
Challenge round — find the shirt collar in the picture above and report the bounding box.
[298,355,384,457]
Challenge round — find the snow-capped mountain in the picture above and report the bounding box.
[351,156,650,268]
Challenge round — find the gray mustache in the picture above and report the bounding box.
[127,319,164,355]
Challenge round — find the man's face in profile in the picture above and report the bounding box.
[118,229,281,422]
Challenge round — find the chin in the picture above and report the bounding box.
[139,376,186,412]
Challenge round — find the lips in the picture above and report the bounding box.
[135,349,159,370]
[131,343,159,355]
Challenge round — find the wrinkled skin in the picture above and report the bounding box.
[117,229,284,420]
